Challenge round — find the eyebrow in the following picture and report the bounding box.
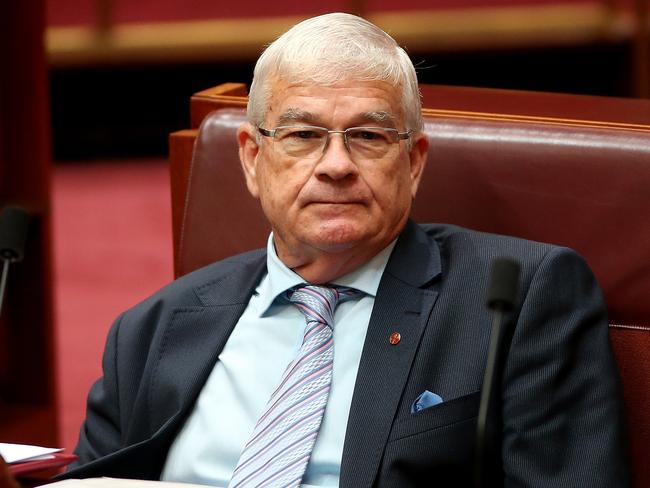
[276,109,398,127]
[277,108,318,125]
[361,111,397,127]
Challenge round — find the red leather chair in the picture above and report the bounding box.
[169,83,650,487]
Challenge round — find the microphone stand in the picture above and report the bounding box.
[0,258,11,317]
[475,258,520,488]
[0,207,29,318]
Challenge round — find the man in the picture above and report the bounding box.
[63,13,629,487]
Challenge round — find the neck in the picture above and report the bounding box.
[277,241,391,284]
[292,255,366,284]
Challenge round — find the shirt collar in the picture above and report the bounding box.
[256,233,397,317]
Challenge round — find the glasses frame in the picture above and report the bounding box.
[257,125,413,159]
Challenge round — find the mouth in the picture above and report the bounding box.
[305,195,366,204]
[304,201,365,209]
[310,200,360,204]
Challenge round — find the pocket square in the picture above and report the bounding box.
[411,390,444,414]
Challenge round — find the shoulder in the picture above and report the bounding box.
[417,222,571,264]
[413,222,595,289]
[120,248,267,321]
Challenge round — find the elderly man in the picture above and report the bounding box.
[64,12,628,488]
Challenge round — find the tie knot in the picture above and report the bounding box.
[288,285,361,328]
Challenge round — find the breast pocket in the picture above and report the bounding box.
[377,391,482,487]
[388,390,481,441]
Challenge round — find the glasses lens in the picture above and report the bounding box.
[346,128,397,159]
[274,127,327,158]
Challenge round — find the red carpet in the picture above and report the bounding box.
[52,159,173,452]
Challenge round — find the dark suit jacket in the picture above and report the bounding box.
[63,221,629,487]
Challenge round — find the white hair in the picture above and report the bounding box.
[247,12,423,132]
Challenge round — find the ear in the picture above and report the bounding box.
[407,131,429,199]
[237,122,261,198]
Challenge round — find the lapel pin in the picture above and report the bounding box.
[389,332,401,345]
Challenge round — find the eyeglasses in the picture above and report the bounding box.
[258,125,413,160]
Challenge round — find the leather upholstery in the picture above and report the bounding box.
[178,109,650,324]
[173,96,650,486]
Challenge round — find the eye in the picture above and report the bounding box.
[282,128,324,140]
[360,131,380,140]
[349,129,391,142]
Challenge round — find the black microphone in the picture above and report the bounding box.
[0,206,30,317]
[475,258,520,488]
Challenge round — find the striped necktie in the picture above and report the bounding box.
[228,285,360,488]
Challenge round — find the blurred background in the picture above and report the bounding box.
[1,0,649,457]
[49,0,648,159]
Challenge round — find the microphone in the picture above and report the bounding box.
[0,206,30,317]
[475,258,520,488]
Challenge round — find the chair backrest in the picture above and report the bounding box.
[169,83,650,487]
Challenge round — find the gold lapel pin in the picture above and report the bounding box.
[389,332,401,345]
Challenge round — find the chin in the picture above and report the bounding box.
[308,222,373,252]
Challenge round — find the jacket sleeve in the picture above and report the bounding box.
[69,313,126,468]
[502,247,630,487]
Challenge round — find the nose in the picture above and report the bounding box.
[315,132,358,181]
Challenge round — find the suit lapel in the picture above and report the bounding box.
[144,253,267,439]
[340,221,441,488]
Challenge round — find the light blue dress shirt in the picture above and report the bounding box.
[161,234,396,487]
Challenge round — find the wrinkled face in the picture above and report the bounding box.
[238,78,428,269]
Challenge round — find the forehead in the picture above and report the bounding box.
[265,79,405,125]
